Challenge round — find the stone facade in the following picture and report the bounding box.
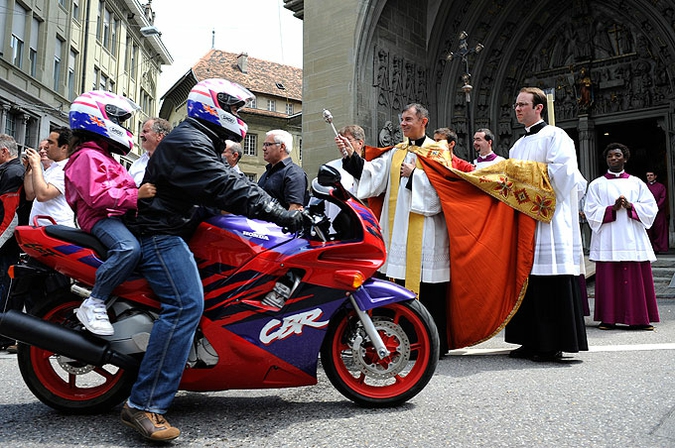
[295,0,675,247]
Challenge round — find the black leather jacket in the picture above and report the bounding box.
[129,118,274,238]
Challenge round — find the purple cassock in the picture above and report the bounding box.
[647,181,668,253]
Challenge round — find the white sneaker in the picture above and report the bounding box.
[76,297,114,336]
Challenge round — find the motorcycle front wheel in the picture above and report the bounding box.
[17,295,136,414]
[320,299,439,407]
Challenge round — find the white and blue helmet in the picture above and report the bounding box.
[69,90,140,155]
[187,78,254,142]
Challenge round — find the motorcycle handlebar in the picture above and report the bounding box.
[282,211,328,242]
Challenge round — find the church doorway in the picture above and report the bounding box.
[594,118,667,183]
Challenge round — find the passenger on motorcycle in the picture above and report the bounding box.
[65,91,157,336]
[120,78,310,442]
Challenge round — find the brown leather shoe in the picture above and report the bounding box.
[120,403,180,441]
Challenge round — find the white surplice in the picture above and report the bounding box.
[509,123,587,275]
[584,173,657,262]
[352,137,449,283]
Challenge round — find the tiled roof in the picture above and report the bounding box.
[191,49,302,101]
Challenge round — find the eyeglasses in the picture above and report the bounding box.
[262,142,280,148]
[513,102,533,109]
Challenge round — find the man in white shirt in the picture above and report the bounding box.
[472,128,505,169]
[23,127,75,227]
[128,118,172,186]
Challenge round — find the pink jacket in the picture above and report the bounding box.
[64,140,138,233]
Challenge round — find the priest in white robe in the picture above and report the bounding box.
[505,87,589,362]
[337,103,473,356]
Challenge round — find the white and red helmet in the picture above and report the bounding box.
[69,90,140,155]
[187,78,254,142]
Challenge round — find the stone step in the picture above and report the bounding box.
[585,251,675,299]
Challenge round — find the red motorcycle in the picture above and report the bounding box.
[0,165,439,413]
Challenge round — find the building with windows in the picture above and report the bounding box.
[0,0,171,160]
[159,49,302,181]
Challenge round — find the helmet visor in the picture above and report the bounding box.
[104,97,140,126]
[217,93,247,117]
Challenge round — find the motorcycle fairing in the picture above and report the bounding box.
[353,278,417,311]
[204,214,293,249]
[219,297,345,373]
[179,326,321,390]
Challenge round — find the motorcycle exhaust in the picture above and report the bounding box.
[0,310,139,371]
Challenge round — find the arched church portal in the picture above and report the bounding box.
[358,0,675,246]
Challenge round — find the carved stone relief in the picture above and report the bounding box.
[430,0,674,161]
[373,45,428,146]
[524,30,670,125]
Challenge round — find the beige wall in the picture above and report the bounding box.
[301,0,362,180]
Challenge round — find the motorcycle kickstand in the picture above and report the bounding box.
[348,294,390,359]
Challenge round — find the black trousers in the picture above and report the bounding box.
[505,275,588,353]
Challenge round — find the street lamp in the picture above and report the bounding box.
[446,31,484,156]
[140,26,161,37]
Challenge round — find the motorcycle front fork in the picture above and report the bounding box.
[348,294,390,359]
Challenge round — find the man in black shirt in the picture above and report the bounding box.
[258,129,309,210]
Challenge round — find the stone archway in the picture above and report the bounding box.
[415,0,675,245]
[428,1,675,165]
[300,0,675,245]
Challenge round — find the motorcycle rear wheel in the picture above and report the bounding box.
[17,295,136,414]
[321,299,439,407]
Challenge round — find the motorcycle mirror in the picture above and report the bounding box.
[317,164,342,188]
[313,164,349,202]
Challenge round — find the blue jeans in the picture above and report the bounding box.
[127,235,204,414]
[90,218,141,302]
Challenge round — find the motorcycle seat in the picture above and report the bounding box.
[44,225,109,260]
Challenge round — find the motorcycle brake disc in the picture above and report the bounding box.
[56,355,96,375]
[351,318,411,379]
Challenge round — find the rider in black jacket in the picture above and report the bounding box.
[120,79,307,442]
